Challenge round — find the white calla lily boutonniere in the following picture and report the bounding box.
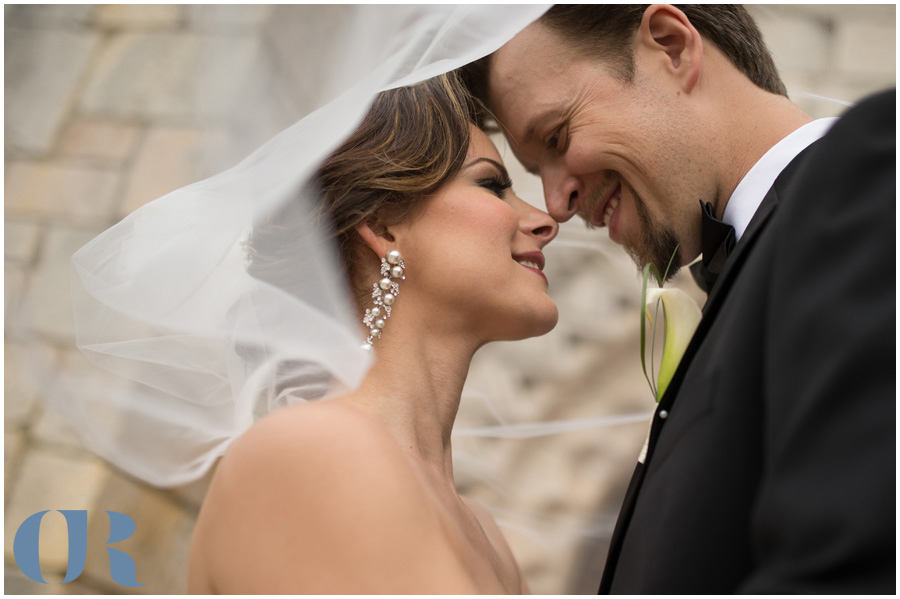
[640,249,702,402]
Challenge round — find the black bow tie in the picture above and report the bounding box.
[689,201,735,293]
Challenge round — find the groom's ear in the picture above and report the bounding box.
[637,5,702,94]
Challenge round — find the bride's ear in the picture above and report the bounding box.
[355,222,396,259]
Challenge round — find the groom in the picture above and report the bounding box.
[464,5,895,593]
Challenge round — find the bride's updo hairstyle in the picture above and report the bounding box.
[249,71,476,306]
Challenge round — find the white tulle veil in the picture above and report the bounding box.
[58,5,559,486]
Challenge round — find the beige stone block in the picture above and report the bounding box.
[83,470,196,594]
[5,29,99,156]
[4,5,94,28]
[120,127,202,216]
[5,430,26,488]
[4,451,107,576]
[4,565,59,594]
[79,32,267,123]
[5,161,120,224]
[5,340,57,429]
[5,562,107,594]
[754,12,830,75]
[32,408,87,453]
[5,262,26,325]
[728,5,895,111]
[793,93,855,120]
[96,4,183,29]
[31,347,172,476]
[21,226,103,342]
[79,33,200,120]
[188,5,273,32]
[58,120,141,165]
[5,220,41,264]
[815,81,893,114]
[835,19,897,79]
[266,5,363,117]
[752,4,895,22]
[780,72,854,119]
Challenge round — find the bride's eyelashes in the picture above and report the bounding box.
[464,157,513,198]
[477,175,513,198]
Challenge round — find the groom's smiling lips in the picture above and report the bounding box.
[589,181,622,229]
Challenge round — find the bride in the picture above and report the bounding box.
[53,6,578,594]
[185,72,557,593]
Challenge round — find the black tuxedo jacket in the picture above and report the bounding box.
[599,90,896,594]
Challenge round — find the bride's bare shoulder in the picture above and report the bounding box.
[197,399,421,523]
[189,401,470,593]
[209,401,410,500]
[223,400,404,477]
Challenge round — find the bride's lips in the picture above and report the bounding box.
[513,251,547,284]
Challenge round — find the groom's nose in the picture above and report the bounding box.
[543,171,582,223]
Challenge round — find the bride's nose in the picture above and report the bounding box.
[514,195,559,247]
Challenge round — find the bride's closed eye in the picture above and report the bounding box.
[464,157,513,198]
[477,175,513,198]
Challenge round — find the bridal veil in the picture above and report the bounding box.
[57,5,554,487]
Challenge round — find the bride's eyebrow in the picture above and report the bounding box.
[463,157,510,180]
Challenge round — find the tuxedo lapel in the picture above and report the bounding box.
[597,198,780,592]
[598,142,819,594]
[598,460,644,593]
[702,142,818,314]
[647,143,817,460]
[701,189,778,314]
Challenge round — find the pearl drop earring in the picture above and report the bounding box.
[362,249,405,349]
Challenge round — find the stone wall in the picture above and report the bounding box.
[4,5,895,594]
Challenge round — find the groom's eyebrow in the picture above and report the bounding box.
[521,119,541,145]
[521,108,565,146]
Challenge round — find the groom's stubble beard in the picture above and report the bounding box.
[629,187,681,280]
[583,177,681,279]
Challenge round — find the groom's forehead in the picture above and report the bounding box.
[491,22,574,82]
[488,23,603,114]
[488,30,581,139]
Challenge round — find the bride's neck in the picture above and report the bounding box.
[341,316,479,479]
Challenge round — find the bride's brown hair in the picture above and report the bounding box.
[249,71,476,304]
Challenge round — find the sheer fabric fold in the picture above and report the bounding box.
[61,5,551,487]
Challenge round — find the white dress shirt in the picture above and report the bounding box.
[723,118,838,242]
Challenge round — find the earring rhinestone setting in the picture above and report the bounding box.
[363,249,405,349]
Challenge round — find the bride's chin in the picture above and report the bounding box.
[531,303,560,338]
[500,300,559,341]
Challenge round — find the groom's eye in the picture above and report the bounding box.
[545,130,560,149]
[544,126,565,152]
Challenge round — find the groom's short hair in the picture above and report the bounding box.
[542,5,786,96]
[462,4,787,123]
